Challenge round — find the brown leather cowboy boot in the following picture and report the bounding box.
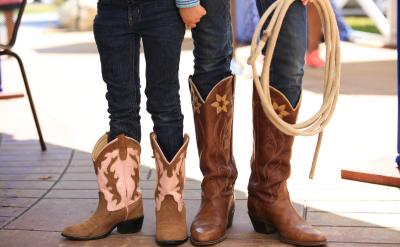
[62,134,144,240]
[248,86,327,246]
[150,132,190,245]
[189,76,238,245]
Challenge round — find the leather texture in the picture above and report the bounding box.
[62,134,144,240]
[189,76,238,245]
[248,86,326,246]
[150,132,189,244]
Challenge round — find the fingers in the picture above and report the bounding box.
[186,23,197,29]
[179,5,207,29]
[199,6,207,16]
[185,19,199,29]
[185,17,202,29]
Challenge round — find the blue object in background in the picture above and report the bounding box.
[234,0,351,44]
[235,0,259,44]
[330,0,352,41]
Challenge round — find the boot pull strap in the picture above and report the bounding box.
[117,135,127,160]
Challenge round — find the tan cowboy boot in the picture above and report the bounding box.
[189,76,238,245]
[248,86,327,246]
[150,132,189,245]
[62,134,144,240]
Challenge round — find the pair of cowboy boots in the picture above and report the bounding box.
[189,76,326,246]
[62,133,190,245]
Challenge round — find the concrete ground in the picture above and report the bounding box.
[0,13,399,246]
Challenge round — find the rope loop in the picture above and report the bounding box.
[247,0,341,178]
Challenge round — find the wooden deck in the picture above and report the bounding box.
[0,134,399,246]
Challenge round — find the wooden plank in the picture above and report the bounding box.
[341,169,400,188]
[341,158,400,188]
[0,93,24,100]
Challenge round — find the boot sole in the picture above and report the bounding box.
[190,207,235,246]
[156,237,188,246]
[249,213,327,246]
[61,215,144,241]
[190,236,227,246]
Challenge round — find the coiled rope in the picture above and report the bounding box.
[247,0,341,179]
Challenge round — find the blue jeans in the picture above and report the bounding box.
[256,0,307,107]
[93,0,185,161]
[191,0,233,99]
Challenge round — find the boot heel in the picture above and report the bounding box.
[117,216,144,234]
[263,221,277,234]
[227,207,235,228]
[248,213,276,234]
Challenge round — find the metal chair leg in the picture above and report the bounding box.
[4,51,46,151]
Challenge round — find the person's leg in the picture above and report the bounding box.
[189,1,237,245]
[140,0,185,162]
[140,1,188,244]
[256,0,306,107]
[0,62,2,92]
[307,4,322,52]
[62,2,145,241]
[249,1,326,246]
[306,3,324,68]
[0,7,26,99]
[191,0,233,99]
[93,3,141,142]
[5,11,14,42]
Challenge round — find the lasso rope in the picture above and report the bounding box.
[247,0,341,179]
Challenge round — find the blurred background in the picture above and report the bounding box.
[15,0,398,43]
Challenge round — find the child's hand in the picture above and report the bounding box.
[179,5,207,29]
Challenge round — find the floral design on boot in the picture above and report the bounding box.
[189,76,238,246]
[248,86,327,246]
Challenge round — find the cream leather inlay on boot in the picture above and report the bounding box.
[154,151,186,212]
[150,132,189,245]
[62,134,144,240]
[96,147,141,212]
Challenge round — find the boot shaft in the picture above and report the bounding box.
[92,134,142,212]
[62,134,144,240]
[150,132,189,244]
[150,132,189,212]
[249,86,300,202]
[189,76,238,194]
[247,88,327,245]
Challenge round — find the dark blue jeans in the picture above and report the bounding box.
[256,0,307,107]
[191,0,233,99]
[93,0,185,161]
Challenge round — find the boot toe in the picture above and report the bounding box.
[280,226,327,246]
[301,225,327,243]
[61,222,96,240]
[307,228,327,244]
[156,227,188,244]
[62,225,86,239]
[190,223,226,244]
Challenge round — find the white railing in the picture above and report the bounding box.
[337,0,397,45]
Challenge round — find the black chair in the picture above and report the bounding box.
[0,0,46,151]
